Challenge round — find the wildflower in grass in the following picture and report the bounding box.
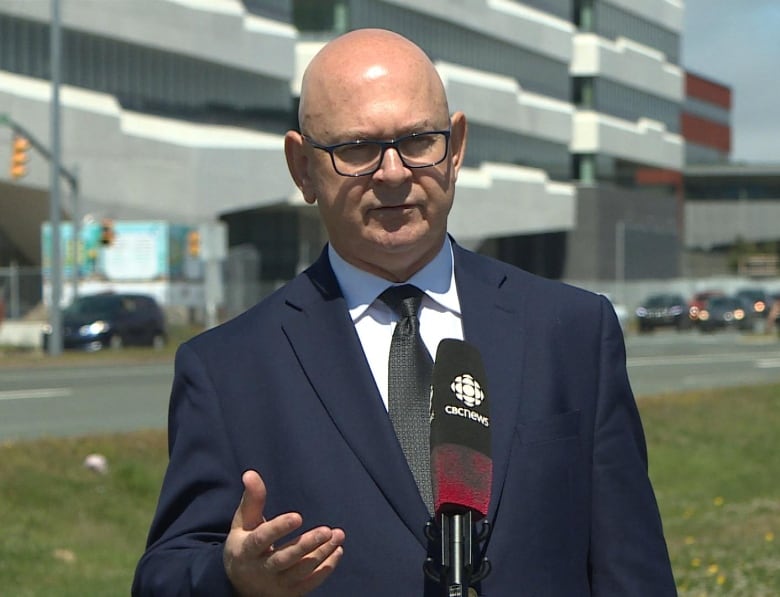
[716,574,726,586]
[684,536,696,545]
[706,563,718,575]
[765,531,774,542]
[712,496,724,507]
[691,557,701,567]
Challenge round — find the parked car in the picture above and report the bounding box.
[688,289,724,324]
[767,292,780,335]
[734,287,771,332]
[42,292,167,351]
[635,293,689,332]
[696,295,752,333]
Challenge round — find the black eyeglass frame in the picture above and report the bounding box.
[301,129,451,177]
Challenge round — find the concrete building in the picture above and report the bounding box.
[679,71,780,278]
[566,0,684,281]
[684,164,780,277]
[1,0,686,313]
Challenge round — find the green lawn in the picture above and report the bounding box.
[639,384,780,596]
[0,431,167,597]
[0,384,778,595]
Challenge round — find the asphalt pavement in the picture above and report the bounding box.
[2,330,780,441]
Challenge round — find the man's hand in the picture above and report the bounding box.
[224,470,346,597]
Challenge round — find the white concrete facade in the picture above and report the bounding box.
[569,0,685,172]
[383,0,574,62]
[0,0,689,277]
[685,201,780,249]
[604,0,683,33]
[0,71,294,221]
[0,0,297,79]
[437,62,574,146]
[571,34,683,102]
[572,111,683,169]
[1,0,580,263]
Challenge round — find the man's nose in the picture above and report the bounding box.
[374,146,410,183]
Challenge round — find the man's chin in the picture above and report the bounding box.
[371,226,429,253]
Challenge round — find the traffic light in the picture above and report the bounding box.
[187,229,201,257]
[100,219,115,246]
[10,135,30,180]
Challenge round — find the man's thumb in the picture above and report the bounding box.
[234,469,267,531]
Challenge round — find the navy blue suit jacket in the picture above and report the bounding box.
[133,243,676,596]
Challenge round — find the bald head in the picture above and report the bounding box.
[284,29,467,282]
[298,29,450,138]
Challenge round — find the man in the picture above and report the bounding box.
[133,29,676,596]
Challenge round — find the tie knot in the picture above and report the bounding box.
[379,284,425,319]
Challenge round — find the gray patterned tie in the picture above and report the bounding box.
[380,284,434,513]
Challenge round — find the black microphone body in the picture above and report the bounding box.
[426,339,493,595]
[440,510,474,596]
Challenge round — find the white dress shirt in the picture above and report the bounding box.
[328,239,464,410]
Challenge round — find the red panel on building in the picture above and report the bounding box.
[681,113,731,153]
[686,72,732,109]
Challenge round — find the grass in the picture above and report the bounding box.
[0,384,778,595]
[0,431,168,597]
[639,384,780,596]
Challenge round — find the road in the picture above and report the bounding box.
[0,361,173,441]
[1,331,780,441]
[625,330,780,396]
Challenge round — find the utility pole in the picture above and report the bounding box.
[1,0,78,347]
[615,220,626,305]
[48,0,63,356]
[70,165,80,302]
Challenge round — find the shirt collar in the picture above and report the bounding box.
[329,238,460,321]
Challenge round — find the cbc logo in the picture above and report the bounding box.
[450,373,484,408]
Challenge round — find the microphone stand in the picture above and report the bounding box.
[424,510,491,596]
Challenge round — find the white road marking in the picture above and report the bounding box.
[628,352,780,367]
[0,388,74,401]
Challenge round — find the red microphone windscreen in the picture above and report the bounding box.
[430,339,492,520]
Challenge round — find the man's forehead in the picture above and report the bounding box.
[310,104,448,140]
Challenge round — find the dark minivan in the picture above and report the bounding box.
[43,293,166,351]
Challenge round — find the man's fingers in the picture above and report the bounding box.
[265,527,345,574]
[289,540,345,595]
[232,470,267,531]
[224,472,346,595]
[248,512,304,556]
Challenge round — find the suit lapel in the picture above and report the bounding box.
[453,246,527,526]
[280,251,431,546]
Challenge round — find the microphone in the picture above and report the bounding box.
[424,339,492,595]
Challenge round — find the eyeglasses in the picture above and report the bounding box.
[302,129,451,177]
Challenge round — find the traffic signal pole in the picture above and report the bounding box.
[1,115,78,191]
[0,0,80,355]
[49,0,63,356]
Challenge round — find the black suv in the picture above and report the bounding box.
[43,293,167,351]
[635,293,689,332]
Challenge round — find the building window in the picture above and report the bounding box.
[293,0,349,33]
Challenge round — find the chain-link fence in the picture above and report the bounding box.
[0,264,42,321]
[0,246,280,327]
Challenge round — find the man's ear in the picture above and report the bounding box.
[448,111,467,180]
[284,131,317,204]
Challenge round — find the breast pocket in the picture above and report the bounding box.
[498,410,586,566]
[517,409,582,446]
